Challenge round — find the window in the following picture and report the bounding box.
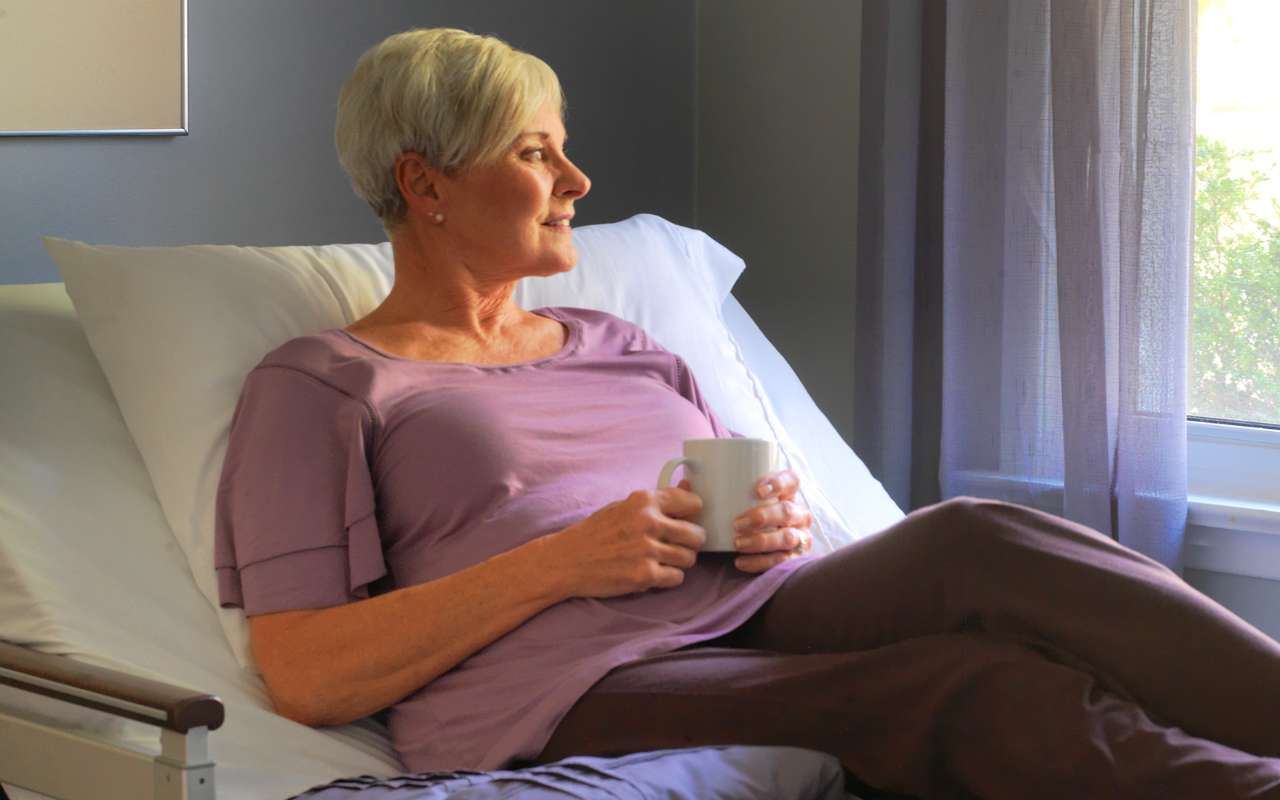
[1191,0,1280,429]
[1185,0,1280,579]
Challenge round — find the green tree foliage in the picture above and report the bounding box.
[1191,135,1280,424]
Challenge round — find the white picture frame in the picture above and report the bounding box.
[0,0,188,137]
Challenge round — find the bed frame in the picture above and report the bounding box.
[0,641,223,800]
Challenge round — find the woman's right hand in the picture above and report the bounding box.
[549,483,706,600]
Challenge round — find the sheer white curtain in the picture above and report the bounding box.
[939,0,1194,570]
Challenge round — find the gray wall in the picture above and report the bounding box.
[1187,571,1280,643]
[0,0,695,285]
[695,0,862,448]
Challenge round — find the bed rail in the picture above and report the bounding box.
[0,641,223,800]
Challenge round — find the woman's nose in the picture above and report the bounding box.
[558,158,591,199]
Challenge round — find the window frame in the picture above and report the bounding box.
[947,419,1280,580]
[1185,419,1280,581]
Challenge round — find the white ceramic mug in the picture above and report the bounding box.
[656,438,778,552]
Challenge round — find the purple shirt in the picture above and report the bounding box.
[214,306,818,772]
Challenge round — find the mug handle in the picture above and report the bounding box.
[657,457,694,489]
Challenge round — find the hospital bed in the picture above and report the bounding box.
[0,214,906,799]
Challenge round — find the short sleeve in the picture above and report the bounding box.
[214,365,387,616]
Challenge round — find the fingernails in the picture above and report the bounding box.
[733,536,746,549]
[732,517,751,532]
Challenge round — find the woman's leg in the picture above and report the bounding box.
[723,496,1280,758]
[530,634,1280,799]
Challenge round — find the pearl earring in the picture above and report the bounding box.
[433,212,445,223]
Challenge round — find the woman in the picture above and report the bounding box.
[214,28,1280,799]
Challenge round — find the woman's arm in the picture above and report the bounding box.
[250,533,570,727]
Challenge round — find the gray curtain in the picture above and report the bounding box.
[853,0,947,515]
[856,0,1193,572]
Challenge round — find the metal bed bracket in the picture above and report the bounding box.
[0,711,214,800]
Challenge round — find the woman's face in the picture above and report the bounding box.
[439,102,591,281]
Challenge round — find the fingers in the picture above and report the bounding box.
[655,536,700,569]
[753,468,800,501]
[732,527,813,574]
[733,527,810,554]
[733,498,812,535]
[652,485,702,519]
[733,543,808,573]
[666,517,708,551]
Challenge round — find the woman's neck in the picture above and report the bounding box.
[352,228,531,341]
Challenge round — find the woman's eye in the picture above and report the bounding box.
[523,148,546,161]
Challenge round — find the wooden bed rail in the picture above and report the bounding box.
[0,641,222,799]
[0,640,223,733]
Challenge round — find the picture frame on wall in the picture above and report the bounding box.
[0,0,188,137]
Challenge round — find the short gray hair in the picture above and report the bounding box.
[335,28,564,229]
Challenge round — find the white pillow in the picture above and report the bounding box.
[720,293,904,543]
[45,214,890,673]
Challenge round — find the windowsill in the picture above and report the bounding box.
[1186,419,1280,581]
[1185,496,1280,582]
[949,417,1280,582]
[1187,495,1280,535]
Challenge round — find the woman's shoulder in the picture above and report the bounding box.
[540,306,654,348]
[540,305,619,325]
[256,329,359,372]
[243,329,380,406]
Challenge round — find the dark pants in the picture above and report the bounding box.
[529,497,1280,799]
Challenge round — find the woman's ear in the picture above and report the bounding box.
[393,152,443,218]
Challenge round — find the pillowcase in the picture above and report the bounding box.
[45,213,889,673]
[720,293,904,545]
[515,213,736,320]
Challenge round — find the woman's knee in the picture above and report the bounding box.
[910,495,1022,554]
[941,496,1141,558]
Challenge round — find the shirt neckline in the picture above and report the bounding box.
[332,307,582,371]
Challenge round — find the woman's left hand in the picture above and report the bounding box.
[730,469,815,574]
